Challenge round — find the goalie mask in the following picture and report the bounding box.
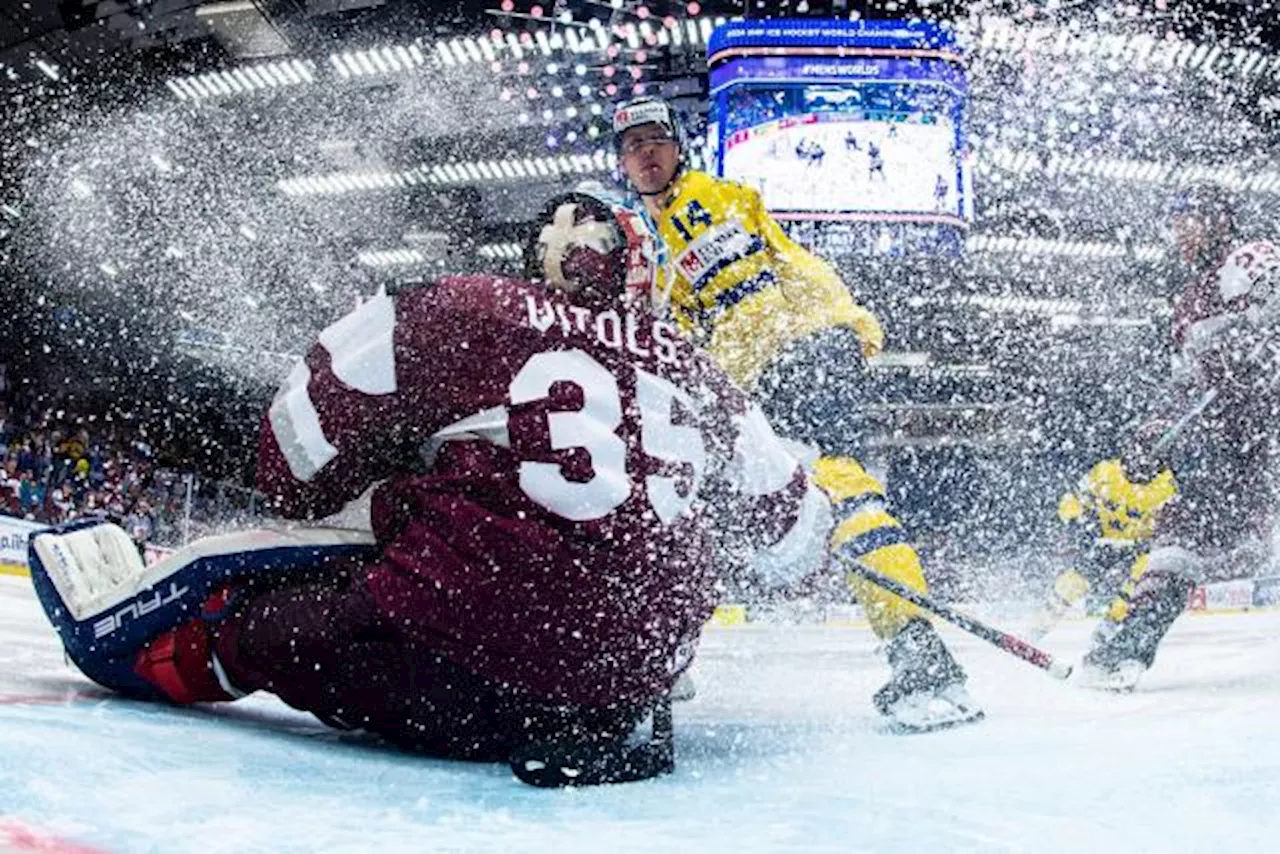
[524,191,655,304]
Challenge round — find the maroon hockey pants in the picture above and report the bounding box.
[214,573,645,761]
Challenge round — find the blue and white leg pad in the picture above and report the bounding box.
[28,519,379,696]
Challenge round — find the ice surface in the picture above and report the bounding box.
[1,574,1277,853]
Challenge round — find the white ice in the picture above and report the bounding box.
[1,574,1277,854]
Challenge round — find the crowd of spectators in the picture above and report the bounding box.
[727,89,788,130]
[0,396,193,550]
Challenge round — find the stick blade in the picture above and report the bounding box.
[1047,659,1075,680]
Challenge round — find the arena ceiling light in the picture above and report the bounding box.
[277,168,420,197]
[419,145,713,189]
[166,59,317,101]
[969,235,1125,258]
[868,351,932,369]
[967,234,1163,261]
[957,293,1085,316]
[980,145,1280,196]
[33,59,60,81]
[622,24,641,50]
[478,243,523,261]
[1050,313,1153,332]
[436,14,730,71]
[278,144,754,199]
[162,12,730,103]
[331,44,427,78]
[925,363,995,378]
[357,249,427,267]
[973,16,1280,81]
[422,152,617,187]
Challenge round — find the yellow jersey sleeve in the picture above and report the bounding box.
[747,189,884,359]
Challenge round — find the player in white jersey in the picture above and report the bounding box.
[1081,185,1280,689]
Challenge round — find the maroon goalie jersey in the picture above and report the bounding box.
[257,276,807,705]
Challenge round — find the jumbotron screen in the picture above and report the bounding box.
[708,20,970,254]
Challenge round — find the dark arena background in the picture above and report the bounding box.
[2,1,1280,850]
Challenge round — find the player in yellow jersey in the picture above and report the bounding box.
[1030,459,1177,656]
[611,96,980,731]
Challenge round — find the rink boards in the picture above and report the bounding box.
[0,515,41,578]
[3,510,1278,626]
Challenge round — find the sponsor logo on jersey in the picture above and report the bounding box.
[674,221,760,287]
[678,249,704,278]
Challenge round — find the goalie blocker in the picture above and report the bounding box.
[28,518,377,701]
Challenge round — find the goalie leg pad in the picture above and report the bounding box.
[28,520,378,698]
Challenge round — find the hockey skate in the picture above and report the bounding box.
[1076,570,1195,693]
[1074,657,1148,693]
[874,618,983,734]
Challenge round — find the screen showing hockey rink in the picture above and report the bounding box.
[720,85,963,220]
[708,20,970,255]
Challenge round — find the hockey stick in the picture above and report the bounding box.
[842,555,1074,680]
[509,695,675,788]
[1152,388,1217,454]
